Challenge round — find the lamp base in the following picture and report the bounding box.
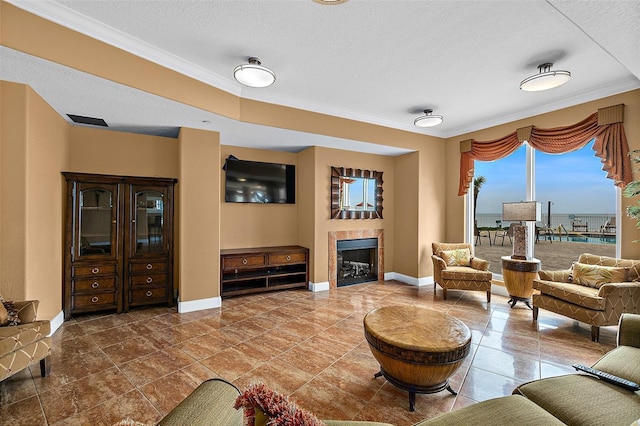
[511,225,528,260]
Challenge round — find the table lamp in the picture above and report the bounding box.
[502,201,541,260]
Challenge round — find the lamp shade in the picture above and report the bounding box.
[233,57,276,88]
[502,201,541,222]
[520,63,571,92]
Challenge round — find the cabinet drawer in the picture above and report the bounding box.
[73,264,117,277]
[223,255,265,269]
[130,273,167,287]
[73,277,116,293]
[131,287,167,303]
[130,261,168,274]
[73,292,116,309]
[269,252,306,265]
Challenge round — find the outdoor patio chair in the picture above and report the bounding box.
[572,218,588,232]
[601,217,616,234]
[474,221,492,246]
[494,223,517,246]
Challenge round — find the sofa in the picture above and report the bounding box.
[532,253,640,341]
[0,299,52,381]
[431,242,492,302]
[154,313,640,425]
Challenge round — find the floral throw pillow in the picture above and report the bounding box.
[572,262,628,289]
[0,295,21,326]
[235,382,324,426]
[440,248,471,267]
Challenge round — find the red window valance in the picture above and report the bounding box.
[458,104,632,196]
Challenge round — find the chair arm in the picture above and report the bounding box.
[618,313,640,348]
[470,257,490,271]
[13,300,39,323]
[431,255,447,270]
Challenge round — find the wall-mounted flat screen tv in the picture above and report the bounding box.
[224,157,295,204]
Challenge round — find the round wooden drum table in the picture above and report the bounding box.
[501,256,541,309]
[363,305,471,411]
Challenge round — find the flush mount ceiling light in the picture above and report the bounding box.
[312,0,350,4]
[414,109,444,128]
[233,57,276,88]
[520,63,571,92]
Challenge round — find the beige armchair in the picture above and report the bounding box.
[0,299,51,382]
[532,253,640,342]
[431,243,492,302]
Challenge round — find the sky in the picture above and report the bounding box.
[474,140,616,215]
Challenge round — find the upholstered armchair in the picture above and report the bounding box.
[0,299,52,382]
[431,243,492,302]
[532,253,640,342]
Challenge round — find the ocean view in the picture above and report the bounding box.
[476,212,615,234]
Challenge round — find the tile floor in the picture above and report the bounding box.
[0,281,618,425]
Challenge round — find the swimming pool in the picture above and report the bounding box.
[547,235,615,244]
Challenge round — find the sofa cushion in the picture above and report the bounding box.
[440,248,471,266]
[572,262,628,289]
[0,296,20,327]
[515,374,640,426]
[592,345,640,385]
[533,280,605,310]
[442,266,492,282]
[579,253,640,281]
[414,395,564,425]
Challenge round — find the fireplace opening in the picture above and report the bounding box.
[337,238,378,287]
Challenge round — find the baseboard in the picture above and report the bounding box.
[49,310,65,336]
[309,281,330,292]
[385,272,433,287]
[177,296,221,313]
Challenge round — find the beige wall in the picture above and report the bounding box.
[220,146,300,249]
[178,128,221,302]
[69,127,179,178]
[0,81,69,319]
[445,89,640,259]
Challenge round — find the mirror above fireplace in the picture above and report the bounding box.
[331,166,383,219]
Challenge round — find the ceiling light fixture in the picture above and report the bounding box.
[414,109,443,128]
[233,57,276,88]
[312,0,350,5]
[520,63,571,92]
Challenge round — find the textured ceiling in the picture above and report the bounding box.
[1,0,639,155]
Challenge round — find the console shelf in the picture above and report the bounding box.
[220,246,309,297]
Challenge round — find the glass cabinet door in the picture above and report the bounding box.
[133,189,166,255]
[77,184,117,259]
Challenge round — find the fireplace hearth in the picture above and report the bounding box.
[337,238,378,286]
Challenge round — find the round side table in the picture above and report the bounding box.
[501,256,541,309]
[363,305,471,411]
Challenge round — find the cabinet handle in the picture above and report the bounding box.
[286,255,291,261]
[242,258,248,265]
[146,277,153,283]
[91,267,100,274]
[91,296,99,303]
[112,219,117,224]
[146,291,153,297]
[146,263,153,270]
[91,282,100,289]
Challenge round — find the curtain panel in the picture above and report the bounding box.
[458,104,632,196]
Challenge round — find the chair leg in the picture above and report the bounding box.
[591,326,600,342]
[532,306,539,321]
[40,356,51,377]
[486,290,491,303]
[442,288,447,300]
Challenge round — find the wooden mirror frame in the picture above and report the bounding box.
[331,166,383,219]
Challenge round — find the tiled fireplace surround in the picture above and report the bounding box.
[328,229,384,289]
